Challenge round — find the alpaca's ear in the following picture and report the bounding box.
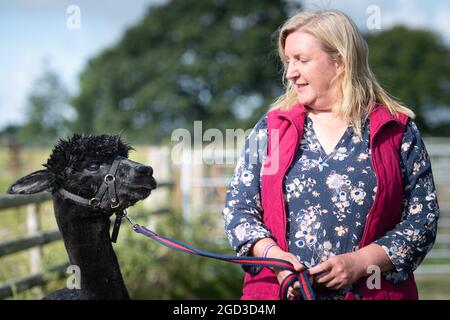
[7,170,55,194]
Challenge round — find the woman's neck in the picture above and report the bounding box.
[306,106,349,128]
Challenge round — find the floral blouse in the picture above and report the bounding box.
[222,112,439,299]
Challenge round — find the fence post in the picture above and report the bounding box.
[191,149,204,221]
[27,203,44,298]
[8,134,22,173]
[145,146,171,229]
[181,148,192,228]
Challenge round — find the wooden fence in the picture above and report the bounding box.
[0,181,174,299]
[0,192,65,299]
[1,139,450,299]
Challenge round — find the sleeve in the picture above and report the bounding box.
[374,119,440,283]
[221,113,273,275]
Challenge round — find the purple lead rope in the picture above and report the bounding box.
[126,214,315,301]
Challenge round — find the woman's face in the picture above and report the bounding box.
[284,30,342,111]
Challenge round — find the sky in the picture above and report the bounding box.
[1,0,450,130]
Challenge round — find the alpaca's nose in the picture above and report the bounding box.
[137,165,153,176]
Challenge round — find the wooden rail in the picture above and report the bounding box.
[0,179,174,299]
[0,229,62,258]
[0,192,52,210]
[0,262,69,299]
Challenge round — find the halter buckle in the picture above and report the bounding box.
[111,198,120,208]
[89,198,100,207]
[104,174,115,183]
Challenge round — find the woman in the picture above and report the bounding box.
[222,10,439,300]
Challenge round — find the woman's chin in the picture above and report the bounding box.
[296,96,311,106]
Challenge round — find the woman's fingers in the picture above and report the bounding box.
[308,260,332,276]
[275,270,292,285]
[272,252,310,299]
[324,278,342,290]
[288,285,300,298]
[285,255,304,272]
[314,270,334,285]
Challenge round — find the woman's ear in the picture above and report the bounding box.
[7,170,56,194]
[334,54,345,76]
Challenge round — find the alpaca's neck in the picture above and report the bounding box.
[53,196,129,299]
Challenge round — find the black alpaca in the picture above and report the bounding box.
[7,134,157,300]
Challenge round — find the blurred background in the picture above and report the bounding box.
[0,0,449,299]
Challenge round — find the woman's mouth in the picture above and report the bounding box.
[295,83,309,91]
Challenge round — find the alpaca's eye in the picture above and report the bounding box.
[87,163,100,171]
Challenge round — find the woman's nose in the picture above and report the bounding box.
[286,62,300,80]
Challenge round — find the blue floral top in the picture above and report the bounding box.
[222,112,439,299]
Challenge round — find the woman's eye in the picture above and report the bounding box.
[87,163,100,171]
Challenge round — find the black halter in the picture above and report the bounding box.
[56,158,125,243]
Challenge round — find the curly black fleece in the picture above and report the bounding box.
[44,134,132,188]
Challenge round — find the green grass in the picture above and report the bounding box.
[416,275,450,299]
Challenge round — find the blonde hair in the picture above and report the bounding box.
[271,10,415,134]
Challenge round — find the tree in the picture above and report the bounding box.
[72,0,301,143]
[72,3,450,141]
[18,64,74,145]
[366,26,450,136]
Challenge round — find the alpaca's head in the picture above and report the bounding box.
[7,134,156,217]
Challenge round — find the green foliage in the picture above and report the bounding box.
[415,275,450,299]
[72,2,450,142]
[366,26,450,136]
[17,64,74,146]
[72,0,299,143]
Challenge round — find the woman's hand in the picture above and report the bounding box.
[268,249,306,298]
[307,251,365,290]
[251,238,307,298]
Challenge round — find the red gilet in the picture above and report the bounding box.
[241,103,419,300]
